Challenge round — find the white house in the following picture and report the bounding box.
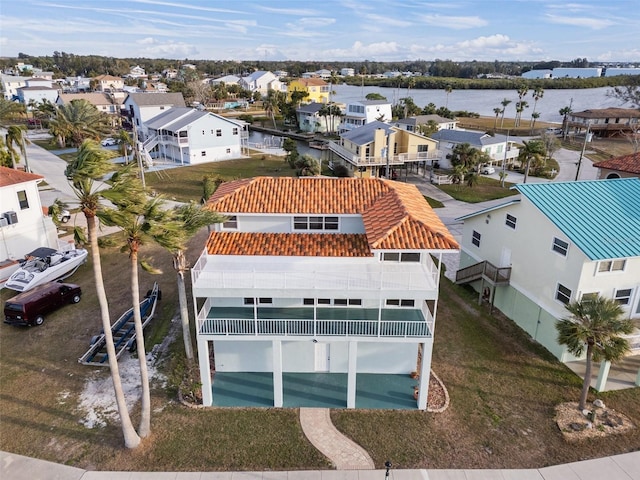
[296,102,341,134]
[16,78,59,108]
[338,100,392,133]
[1,74,29,100]
[192,176,459,409]
[0,167,58,264]
[142,107,245,165]
[238,71,283,96]
[123,92,186,139]
[392,115,458,133]
[455,179,640,388]
[429,129,519,169]
[128,65,147,79]
[341,68,355,77]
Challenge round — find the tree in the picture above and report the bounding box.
[608,76,640,108]
[0,98,25,125]
[101,166,173,438]
[6,125,31,171]
[499,98,511,128]
[556,296,633,410]
[116,130,133,164]
[514,85,529,127]
[166,203,225,361]
[295,154,321,176]
[530,111,541,133]
[50,99,112,147]
[444,84,453,109]
[493,107,502,130]
[559,105,573,138]
[540,131,561,163]
[518,140,545,183]
[283,138,299,169]
[447,142,487,171]
[530,87,544,132]
[65,140,141,449]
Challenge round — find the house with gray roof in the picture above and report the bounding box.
[430,129,519,169]
[141,107,246,165]
[338,100,392,133]
[124,92,186,139]
[455,178,640,389]
[392,114,458,134]
[238,71,283,97]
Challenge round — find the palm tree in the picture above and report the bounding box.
[518,139,545,183]
[444,84,453,109]
[116,130,132,163]
[493,107,502,130]
[0,98,25,125]
[530,87,544,127]
[6,125,31,171]
[559,105,572,138]
[447,142,486,171]
[166,202,225,361]
[65,140,141,449]
[530,112,541,134]
[514,85,529,127]
[50,99,112,147]
[499,98,511,128]
[557,296,634,410]
[295,154,321,176]
[101,166,168,438]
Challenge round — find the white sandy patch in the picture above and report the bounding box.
[77,351,166,429]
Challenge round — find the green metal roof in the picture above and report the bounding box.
[513,178,640,260]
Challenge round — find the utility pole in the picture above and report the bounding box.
[501,130,510,188]
[132,127,146,189]
[575,122,590,181]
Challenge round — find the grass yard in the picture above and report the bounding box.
[437,176,519,203]
[145,153,297,202]
[1,234,638,471]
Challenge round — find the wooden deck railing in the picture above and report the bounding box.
[455,261,511,285]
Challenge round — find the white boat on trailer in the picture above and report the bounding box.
[4,246,88,292]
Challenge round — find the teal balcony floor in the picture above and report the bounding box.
[211,372,418,409]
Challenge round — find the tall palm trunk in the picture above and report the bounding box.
[88,214,141,448]
[174,251,194,361]
[579,342,594,410]
[130,247,152,437]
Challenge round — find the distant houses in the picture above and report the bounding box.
[567,108,640,137]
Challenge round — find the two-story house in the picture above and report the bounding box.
[239,71,283,97]
[92,74,124,92]
[338,100,392,133]
[287,78,330,104]
[192,176,459,409]
[142,107,246,165]
[567,108,640,137]
[392,114,458,133]
[16,77,59,108]
[429,129,519,170]
[328,121,440,179]
[123,92,186,139]
[295,102,342,134]
[0,74,28,100]
[0,167,58,274]
[57,93,125,126]
[455,179,640,387]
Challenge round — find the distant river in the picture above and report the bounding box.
[330,84,624,124]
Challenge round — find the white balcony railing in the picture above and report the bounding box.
[328,141,440,167]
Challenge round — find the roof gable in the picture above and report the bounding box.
[593,152,640,175]
[0,166,43,187]
[514,178,640,260]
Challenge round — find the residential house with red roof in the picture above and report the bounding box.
[192,176,458,409]
[593,152,640,179]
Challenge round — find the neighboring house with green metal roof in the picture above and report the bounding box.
[455,179,640,380]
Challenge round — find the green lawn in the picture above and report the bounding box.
[438,176,519,203]
[145,153,297,202]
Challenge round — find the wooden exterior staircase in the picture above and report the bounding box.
[455,261,511,286]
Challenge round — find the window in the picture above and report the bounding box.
[348,299,362,306]
[293,216,339,231]
[222,216,237,229]
[598,259,626,272]
[233,128,239,135]
[552,237,569,256]
[303,298,314,305]
[201,151,206,156]
[614,289,632,306]
[216,129,222,137]
[334,299,348,306]
[472,230,481,247]
[417,144,429,153]
[505,214,517,229]
[382,252,420,262]
[386,299,400,306]
[401,253,420,262]
[382,252,400,261]
[555,284,572,305]
[317,298,331,305]
[17,190,29,210]
[400,299,415,307]
[243,297,254,305]
[226,148,231,154]
[385,299,415,307]
[581,292,599,302]
[258,298,272,304]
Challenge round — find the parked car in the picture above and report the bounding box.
[101,138,118,146]
[546,128,563,135]
[480,165,496,174]
[4,282,82,326]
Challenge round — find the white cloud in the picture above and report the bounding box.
[545,14,616,29]
[364,14,412,27]
[319,41,401,60]
[417,14,488,29]
[137,37,156,45]
[139,41,200,57]
[457,34,512,49]
[296,17,336,27]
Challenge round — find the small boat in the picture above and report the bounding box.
[78,283,161,366]
[5,247,88,292]
[0,258,21,289]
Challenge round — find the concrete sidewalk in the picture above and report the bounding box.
[2,450,639,479]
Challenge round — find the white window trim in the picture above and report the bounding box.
[552,237,569,257]
[597,259,626,274]
[505,213,517,230]
[614,288,633,306]
[555,283,572,305]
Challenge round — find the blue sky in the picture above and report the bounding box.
[1,0,639,62]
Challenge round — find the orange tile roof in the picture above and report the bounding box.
[0,166,43,187]
[204,176,459,256]
[293,78,328,87]
[206,232,371,256]
[593,152,640,175]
